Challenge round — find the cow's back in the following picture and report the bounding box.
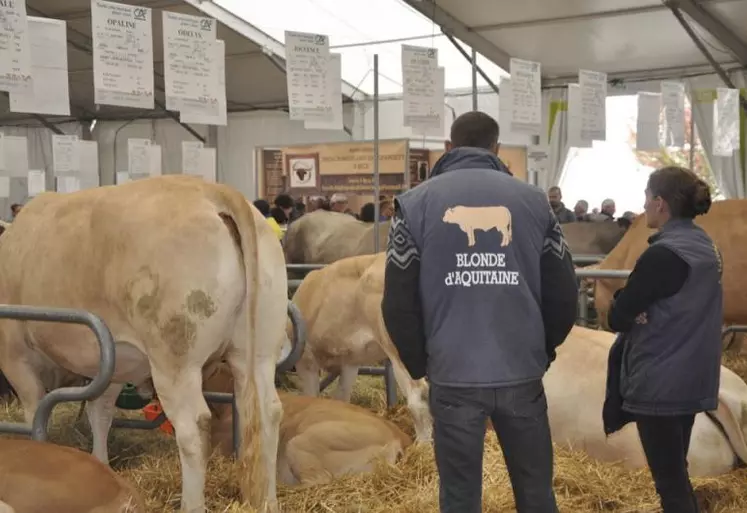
[561,222,628,256]
[595,200,747,326]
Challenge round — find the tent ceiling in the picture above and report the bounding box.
[403,0,747,86]
[0,0,365,124]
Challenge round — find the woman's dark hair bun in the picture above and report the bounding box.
[692,179,712,217]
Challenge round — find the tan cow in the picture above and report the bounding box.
[289,253,432,442]
[284,210,389,266]
[442,205,512,247]
[204,362,412,485]
[547,326,747,476]
[0,175,289,513]
[0,438,145,512]
[593,200,747,334]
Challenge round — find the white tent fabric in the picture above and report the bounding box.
[687,71,747,199]
[538,88,570,191]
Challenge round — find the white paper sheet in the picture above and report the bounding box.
[179,39,227,126]
[567,84,592,148]
[636,92,662,151]
[116,171,130,185]
[509,58,542,136]
[52,134,80,174]
[162,11,216,110]
[27,169,45,196]
[411,67,446,137]
[57,175,80,193]
[3,135,28,178]
[285,30,333,122]
[182,140,203,175]
[10,17,70,116]
[91,0,154,109]
[149,144,162,176]
[78,140,100,189]
[127,138,152,176]
[0,0,32,94]
[305,53,344,131]
[527,146,550,176]
[401,45,441,130]
[199,147,216,183]
[713,87,740,157]
[661,81,685,147]
[0,176,9,198]
[579,69,607,141]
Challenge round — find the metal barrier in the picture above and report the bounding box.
[722,325,747,351]
[0,305,116,441]
[111,300,306,458]
[574,269,631,326]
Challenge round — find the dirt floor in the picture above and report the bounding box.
[0,350,746,512]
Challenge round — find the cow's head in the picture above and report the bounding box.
[442,207,455,223]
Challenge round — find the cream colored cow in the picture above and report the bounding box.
[546,326,747,476]
[290,253,432,442]
[0,439,145,512]
[0,175,288,513]
[442,205,512,247]
[204,362,412,485]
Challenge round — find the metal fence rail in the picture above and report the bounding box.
[0,306,115,441]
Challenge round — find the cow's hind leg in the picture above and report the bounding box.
[295,355,321,397]
[85,382,123,464]
[151,367,211,513]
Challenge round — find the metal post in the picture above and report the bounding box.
[444,34,500,96]
[471,48,479,111]
[688,103,696,170]
[0,306,116,441]
[373,54,381,253]
[577,286,589,327]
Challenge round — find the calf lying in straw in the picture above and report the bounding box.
[204,362,412,485]
[0,438,145,512]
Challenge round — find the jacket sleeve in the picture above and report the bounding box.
[381,206,427,380]
[540,211,579,366]
[608,245,689,333]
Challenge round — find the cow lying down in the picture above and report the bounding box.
[0,438,145,512]
[289,253,747,477]
[204,362,412,485]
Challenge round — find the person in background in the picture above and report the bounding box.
[252,199,283,241]
[573,200,589,221]
[603,166,721,513]
[382,110,578,513]
[274,193,302,223]
[589,198,616,222]
[547,186,575,224]
[10,203,22,221]
[307,196,324,213]
[294,200,306,217]
[359,202,376,223]
[330,193,348,213]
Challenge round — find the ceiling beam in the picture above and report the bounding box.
[666,0,747,67]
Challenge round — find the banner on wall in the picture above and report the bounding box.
[258,141,529,198]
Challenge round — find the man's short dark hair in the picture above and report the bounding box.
[449,111,500,150]
[274,194,294,210]
[253,199,270,216]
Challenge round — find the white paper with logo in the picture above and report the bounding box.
[285,31,332,122]
[52,134,81,174]
[509,58,542,135]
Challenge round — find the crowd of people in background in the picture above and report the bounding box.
[547,185,638,226]
[252,192,396,241]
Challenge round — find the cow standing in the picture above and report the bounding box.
[0,175,288,513]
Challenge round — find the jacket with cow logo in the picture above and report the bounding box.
[381,147,578,387]
[615,219,723,415]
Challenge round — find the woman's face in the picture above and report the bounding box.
[644,188,664,229]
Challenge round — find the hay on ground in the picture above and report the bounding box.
[1,354,746,512]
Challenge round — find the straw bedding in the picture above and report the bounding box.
[1,352,746,512]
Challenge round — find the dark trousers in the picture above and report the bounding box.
[636,414,699,513]
[429,380,558,513]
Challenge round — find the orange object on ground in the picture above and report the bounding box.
[143,401,175,435]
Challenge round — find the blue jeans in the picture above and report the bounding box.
[429,380,559,513]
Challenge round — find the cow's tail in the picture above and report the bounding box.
[209,183,273,508]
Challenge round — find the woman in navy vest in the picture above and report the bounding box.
[605,166,722,513]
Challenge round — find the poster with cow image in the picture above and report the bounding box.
[285,153,321,194]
